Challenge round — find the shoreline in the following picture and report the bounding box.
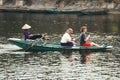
[0,7,120,15]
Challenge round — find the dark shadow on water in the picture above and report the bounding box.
[61,51,94,66]
[61,51,73,62]
[80,52,92,64]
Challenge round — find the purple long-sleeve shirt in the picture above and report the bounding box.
[23,30,30,40]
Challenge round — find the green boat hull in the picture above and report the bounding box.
[0,8,82,14]
[80,9,108,15]
[0,8,108,15]
[8,38,112,52]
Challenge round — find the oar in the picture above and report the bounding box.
[40,41,47,46]
[25,38,43,51]
[25,34,50,51]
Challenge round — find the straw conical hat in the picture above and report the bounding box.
[22,24,31,29]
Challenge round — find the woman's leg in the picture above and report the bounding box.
[91,42,101,47]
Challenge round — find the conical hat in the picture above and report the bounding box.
[22,24,31,29]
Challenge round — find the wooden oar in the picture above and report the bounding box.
[25,38,43,51]
[40,41,47,46]
[25,34,50,51]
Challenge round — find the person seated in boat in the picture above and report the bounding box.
[79,26,101,47]
[60,28,75,47]
[22,24,49,40]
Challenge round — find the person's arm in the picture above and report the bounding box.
[85,35,90,41]
[25,31,33,38]
[42,33,50,40]
[73,36,79,41]
[29,34,33,37]
[66,38,75,44]
[66,39,73,42]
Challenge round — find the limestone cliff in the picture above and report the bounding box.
[0,0,120,10]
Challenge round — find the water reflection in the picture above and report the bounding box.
[61,51,95,65]
[61,51,74,62]
[0,13,120,37]
[80,52,91,64]
[0,48,119,80]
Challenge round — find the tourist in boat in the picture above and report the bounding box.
[79,26,101,47]
[60,28,75,47]
[22,24,48,40]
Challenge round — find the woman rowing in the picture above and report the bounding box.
[60,28,75,47]
[22,24,48,40]
[79,26,101,47]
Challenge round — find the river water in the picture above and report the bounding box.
[0,13,120,80]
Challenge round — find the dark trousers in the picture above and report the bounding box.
[29,34,42,40]
[61,42,73,47]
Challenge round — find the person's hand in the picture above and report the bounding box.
[46,38,50,40]
[72,38,76,41]
[88,35,90,38]
[72,41,76,44]
[29,34,33,36]
[86,35,90,41]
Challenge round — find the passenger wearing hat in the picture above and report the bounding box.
[22,24,47,40]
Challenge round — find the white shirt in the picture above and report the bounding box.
[61,33,72,43]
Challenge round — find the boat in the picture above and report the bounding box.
[0,7,82,14]
[8,38,113,52]
[0,7,108,15]
[80,8,108,15]
[43,9,82,14]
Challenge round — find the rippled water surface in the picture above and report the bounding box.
[0,13,120,80]
[0,41,120,80]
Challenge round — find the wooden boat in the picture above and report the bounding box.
[44,9,82,14]
[0,8,82,14]
[0,7,108,15]
[8,38,113,52]
[80,8,108,15]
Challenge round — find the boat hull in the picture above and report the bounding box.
[80,9,108,15]
[8,38,112,52]
[0,8,82,14]
[0,8,108,15]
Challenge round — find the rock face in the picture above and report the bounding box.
[1,0,120,10]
